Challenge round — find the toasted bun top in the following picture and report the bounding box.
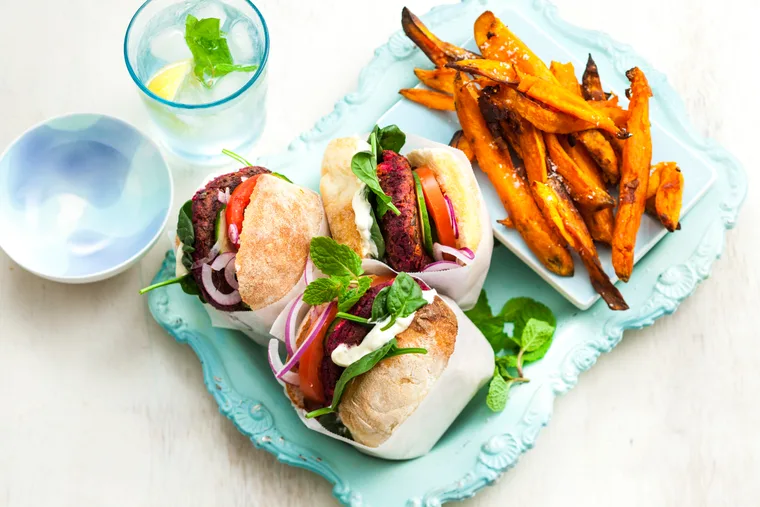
[406,148,483,252]
[338,295,457,447]
[235,175,325,310]
[320,137,371,258]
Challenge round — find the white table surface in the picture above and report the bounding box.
[1,0,758,505]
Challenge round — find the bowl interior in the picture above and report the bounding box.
[0,114,172,282]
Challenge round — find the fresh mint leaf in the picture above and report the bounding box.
[465,291,511,352]
[386,273,428,319]
[486,371,510,412]
[309,237,363,278]
[371,286,391,322]
[185,15,256,87]
[303,277,344,306]
[306,338,400,418]
[501,297,556,338]
[350,151,400,218]
[520,318,555,352]
[377,125,406,153]
[338,276,372,312]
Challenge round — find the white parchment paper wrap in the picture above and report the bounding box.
[270,263,495,460]
[365,134,494,311]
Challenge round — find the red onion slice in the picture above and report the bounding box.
[276,302,336,380]
[228,223,240,246]
[201,264,242,305]
[268,339,300,386]
[444,195,459,239]
[284,294,305,356]
[217,189,230,204]
[191,240,221,269]
[423,260,462,272]
[432,243,474,266]
[210,251,236,271]
[224,257,238,289]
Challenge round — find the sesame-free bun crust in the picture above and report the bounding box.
[320,137,371,257]
[338,295,457,447]
[406,148,483,253]
[236,175,325,310]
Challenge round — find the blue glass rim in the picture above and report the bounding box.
[123,0,270,111]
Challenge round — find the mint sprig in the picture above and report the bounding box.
[465,291,556,412]
[303,237,372,312]
[350,125,408,218]
[185,15,258,88]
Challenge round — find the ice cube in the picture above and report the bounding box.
[206,71,253,103]
[149,28,191,64]
[191,2,227,26]
[228,21,256,62]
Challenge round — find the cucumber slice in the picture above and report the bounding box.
[413,171,434,256]
[215,206,235,254]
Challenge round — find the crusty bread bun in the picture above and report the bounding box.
[320,137,373,258]
[406,148,482,253]
[338,295,457,447]
[285,294,457,448]
[235,175,325,310]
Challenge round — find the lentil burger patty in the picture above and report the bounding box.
[191,166,270,311]
[377,150,432,272]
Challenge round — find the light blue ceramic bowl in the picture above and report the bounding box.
[0,114,173,283]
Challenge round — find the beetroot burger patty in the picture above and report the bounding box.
[191,166,270,311]
[376,150,432,272]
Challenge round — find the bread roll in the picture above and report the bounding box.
[236,175,325,310]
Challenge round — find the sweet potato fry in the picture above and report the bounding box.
[399,88,456,111]
[575,130,619,184]
[449,129,475,162]
[473,11,556,83]
[612,67,653,282]
[499,119,524,159]
[517,72,629,139]
[579,207,614,245]
[549,62,620,185]
[446,59,518,85]
[589,101,630,127]
[414,67,457,94]
[454,74,574,276]
[402,8,480,68]
[498,217,515,229]
[581,54,606,102]
[544,133,614,210]
[532,178,628,310]
[484,85,596,134]
[646,162,683,232]
[516,116,549,183]
[550,61,582,95]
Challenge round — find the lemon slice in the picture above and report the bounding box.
[147,59,193,101]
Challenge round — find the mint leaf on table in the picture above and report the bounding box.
[309,237,363,278]
[465,291,511,352]
[520,318,555,352]
[338,276,372,312]
[185,15,258,87]
[486,370,510,412]
[501,297,556,338]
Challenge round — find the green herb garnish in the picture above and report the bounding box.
[221,148,292,182]
[305,337,427,419]
[185,15,258,88]
[303,237,373,312]
[465,291,556,412]
[139,199,203,301]
[350,125,408,218]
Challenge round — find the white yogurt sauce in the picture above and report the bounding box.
[331,289,438,367]
[175,243,189,278]
[352,185,379,259]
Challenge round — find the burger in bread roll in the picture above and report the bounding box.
[268,237,494,459]
[141,165,325,314]
[320,125,484,273]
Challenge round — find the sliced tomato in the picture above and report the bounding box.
[298,304,339,404]
[415,166,457,249]
[225,175,262,247]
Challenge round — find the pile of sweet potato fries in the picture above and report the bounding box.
[399,8,685,311]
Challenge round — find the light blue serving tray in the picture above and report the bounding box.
[147,0,746,504]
